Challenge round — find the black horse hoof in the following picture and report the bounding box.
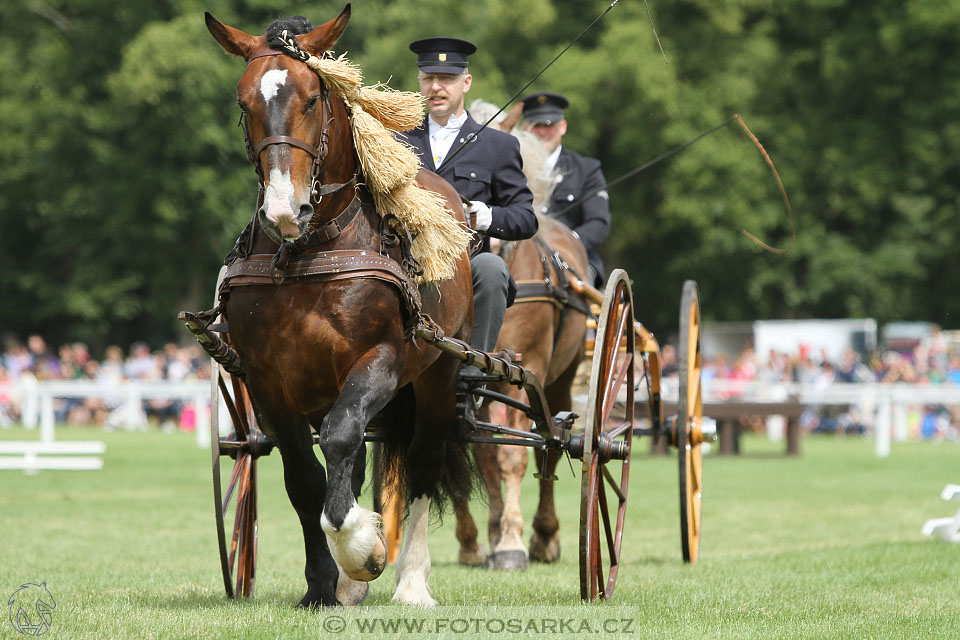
[489,549,528,571]
[296,589,340,609]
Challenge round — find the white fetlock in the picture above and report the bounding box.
[392,577,437,607]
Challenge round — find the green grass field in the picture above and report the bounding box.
[2,426,958,639]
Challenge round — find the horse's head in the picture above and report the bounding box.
[206,7,352,242]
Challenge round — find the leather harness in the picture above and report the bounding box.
[511,236,593,350]
[216,47,425,333]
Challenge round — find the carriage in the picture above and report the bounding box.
[180,6,712,606]
[183,272,708,602]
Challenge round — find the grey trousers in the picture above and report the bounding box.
[466,252,510,372]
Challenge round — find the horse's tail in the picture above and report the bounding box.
[374,383,476,521]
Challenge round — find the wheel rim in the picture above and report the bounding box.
[580,269,635,601]
[678,280,703,564]
[212,354,260,598]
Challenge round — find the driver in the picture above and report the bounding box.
[398,37,538,382]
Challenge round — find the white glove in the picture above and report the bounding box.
[465,200,492,232]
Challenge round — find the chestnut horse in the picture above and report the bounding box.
[455,215,591,569]
[206,6,473,607]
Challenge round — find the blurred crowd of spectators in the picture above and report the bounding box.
[655,327,959,441]
[4,329,960,441]
[0,334,210,429]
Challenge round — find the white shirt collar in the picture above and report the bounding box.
[427,111,469,167]
[545,145,562,173]
[428,111,468,135]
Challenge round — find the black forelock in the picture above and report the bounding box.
[265,16,313,49]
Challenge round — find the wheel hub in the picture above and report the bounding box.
[597,432,629,462]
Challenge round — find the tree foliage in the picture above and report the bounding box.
[1,0,957,349]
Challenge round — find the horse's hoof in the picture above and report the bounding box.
[344,530,387,582]
[336,574,370,606]
[458,544,488,567]
[490,549,528,571]
[296,590,339,609]
[529,531,561,563]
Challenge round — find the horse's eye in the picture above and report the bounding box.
[305,95,321,111]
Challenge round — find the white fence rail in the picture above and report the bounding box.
[14,378,215,448]
[654,378,960,456]
[4,378,960,460]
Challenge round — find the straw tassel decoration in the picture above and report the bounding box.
[299,53,469,282]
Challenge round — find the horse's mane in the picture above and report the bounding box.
[265,17,313,48]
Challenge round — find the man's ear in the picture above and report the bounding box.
[462,73,473,93]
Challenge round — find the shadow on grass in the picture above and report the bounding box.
[709,452,801,459]
[128,589,306,611]
[623,555,670,567]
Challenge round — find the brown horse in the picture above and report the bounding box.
[454,215,590,569]
[205,6,473,607]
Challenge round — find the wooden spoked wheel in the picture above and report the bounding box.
[677,280,703,563]
[579,269,635,601]
[211,350,267,598]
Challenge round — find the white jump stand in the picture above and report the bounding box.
[0,440,106,472]
[0,389,106,473]
[922,484,960,542]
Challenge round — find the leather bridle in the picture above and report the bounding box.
[196,43,430,348]
[240,48,355,210]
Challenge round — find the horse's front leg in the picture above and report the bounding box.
[254,405,341,608]
[317,345,400,584]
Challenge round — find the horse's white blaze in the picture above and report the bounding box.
[392,496,437,607]
[263,167,298,235]
[321,501,381,574]
[259,69,288,102]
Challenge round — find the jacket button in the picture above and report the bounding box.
[566,194,575,201]
[470,172,477,179]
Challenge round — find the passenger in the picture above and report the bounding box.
[521,92,611,287]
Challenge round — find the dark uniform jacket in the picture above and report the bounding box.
[399,113,538,253]
[543,147,610,284]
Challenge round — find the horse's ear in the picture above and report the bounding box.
[299,4,351,55]
[205,12,258,59]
